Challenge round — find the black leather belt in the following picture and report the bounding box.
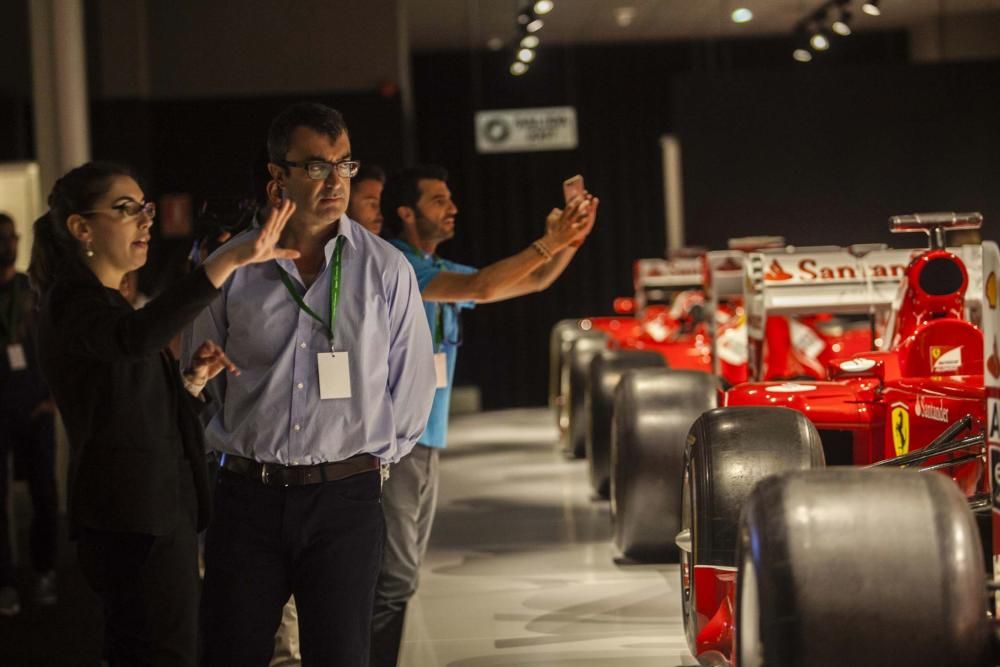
[221,453,379,487]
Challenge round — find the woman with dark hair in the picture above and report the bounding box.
[30,161,298,666]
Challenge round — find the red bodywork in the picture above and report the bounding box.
[585,305,872,388]
[691,248,988,665]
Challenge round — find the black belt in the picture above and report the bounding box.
[221,453,379,487]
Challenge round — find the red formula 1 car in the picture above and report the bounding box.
[608,243,903,562]
[549,252,731,463]
[677,213,991,666]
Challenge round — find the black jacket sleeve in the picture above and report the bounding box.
[48,267,220,362]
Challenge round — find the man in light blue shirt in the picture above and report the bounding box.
[372,165,598,666]
[186,104,435,666]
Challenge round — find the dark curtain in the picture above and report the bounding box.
[90,92,404,295]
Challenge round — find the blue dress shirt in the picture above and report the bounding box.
[388,238,476,449]
[185,216,436,464]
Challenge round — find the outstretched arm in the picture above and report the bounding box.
[422,195,596,304]
[479,197,599,303]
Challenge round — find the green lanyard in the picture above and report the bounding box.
[277,236,345,349]
[399,241,447,351]
[434,304,444,350]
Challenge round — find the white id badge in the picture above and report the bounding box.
[434,352,448,389]
[6,344,27,371]
[317,351,352,399]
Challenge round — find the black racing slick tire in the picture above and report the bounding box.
[736,469,989,667]
[680,407,824,658]
[585,349,666,498]
[549,319,583,428]
[564,332,608,459]
[611,369,717,562]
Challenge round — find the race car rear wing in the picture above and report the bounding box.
[704,238,786,377]
[633,257,705,312]
[744,244,912,339]
[706,250,747,377]
[743,244,918,378]
[633,257,704,291]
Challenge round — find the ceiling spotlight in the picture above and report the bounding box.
[510,61,528,76]
[533,0,554,15]
[487,37,505,51]
[731,7,753,24]
[793,48,813,62]
[862,0,881,16]
[831,12,852,36]
[520,34,540,49]
[526,18,544,32]
[517,48,536,63]
[810,29,830,51]
[614,7,637,28]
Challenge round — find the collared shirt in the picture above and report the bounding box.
[388,238,476,449]
[185,215,436,464]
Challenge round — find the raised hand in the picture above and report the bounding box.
[572,196,599,246]
[183,339,239,396]
[203,199,301,288]
[544,194,596,251]
[229,199,301,267]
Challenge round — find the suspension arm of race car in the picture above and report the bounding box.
[969,493,992,513]
[867,433,985,469]
[917,452,984,473]
[925,414,974,452]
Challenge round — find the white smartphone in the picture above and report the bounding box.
[562,174,584,204]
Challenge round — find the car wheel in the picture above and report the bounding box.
[549,319,583,428]
[680,406,824,659]
[611,368,717,562]
[586,349,666,498]
[736,468,988,667]
[565,332,608,459]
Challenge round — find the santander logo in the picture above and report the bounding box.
[763,258,907,283]
[764,260,793,281]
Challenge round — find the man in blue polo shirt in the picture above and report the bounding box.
[372,165,598,666]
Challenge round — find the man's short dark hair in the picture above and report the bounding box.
[352,163,386,187]
[267,103,348,168]
[0,212,13,228]
[382,165,449,238]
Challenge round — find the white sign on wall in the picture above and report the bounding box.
[475,106,578,154]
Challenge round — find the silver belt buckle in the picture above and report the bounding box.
[260,463,271,485]
[379,462,390,487]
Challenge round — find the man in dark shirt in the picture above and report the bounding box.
[0,213,58,616]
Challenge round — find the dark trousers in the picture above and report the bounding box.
[0,411,58,585]
[76,467,199,667]
[201,468,385,666]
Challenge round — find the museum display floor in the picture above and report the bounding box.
[398,408,696,667]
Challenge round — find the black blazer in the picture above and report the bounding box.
[37,266,220,537]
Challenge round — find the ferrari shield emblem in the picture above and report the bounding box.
[891,406,909,456]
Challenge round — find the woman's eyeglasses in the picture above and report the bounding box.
[80,201,157,221]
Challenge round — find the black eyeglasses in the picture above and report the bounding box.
[274,159,361,181]
[81,201,157,221]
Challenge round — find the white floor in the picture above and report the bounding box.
[398,408,698,667]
